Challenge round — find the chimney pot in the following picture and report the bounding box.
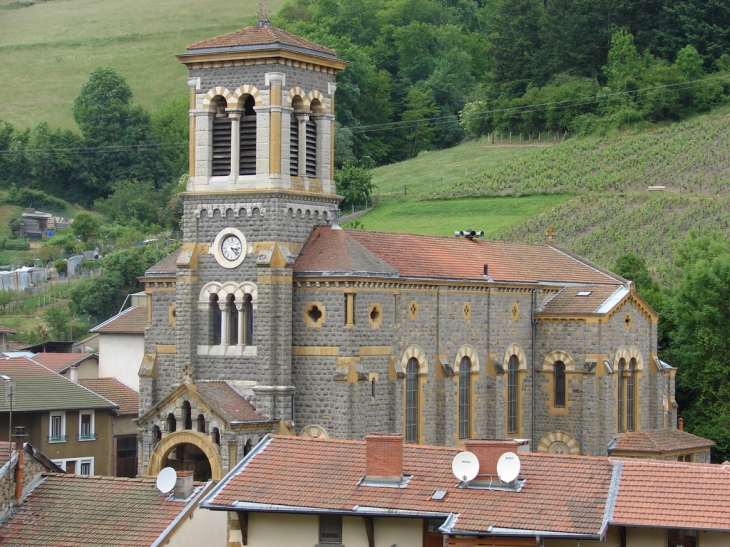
[464,439,520,478]
[173,471,194,499]
[365,433,403,480]
[678,417,684,431]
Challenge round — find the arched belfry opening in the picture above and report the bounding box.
[239,94,256,175]
[211,96,231,176]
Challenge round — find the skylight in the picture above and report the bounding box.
[577,291,592,296]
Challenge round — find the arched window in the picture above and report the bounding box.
[508,355,519,434]
[627,358,636,431]
[305,118,317,177]
[182,401,192,430]
[243,294,254,346]
[239,95,256,175]
[166,413,176,433]
[210,294,221,346]
[197,414,206,433]
[211,96,231,176]
[212,427,220,446]
[405,357,419,444]
[617,358,626,432]
[459,356,471,439]
[227,294,238,346]
[152,425,162,444]
[554,361,566,408]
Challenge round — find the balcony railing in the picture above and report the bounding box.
[76,433,97,441]
[47,434,68,443]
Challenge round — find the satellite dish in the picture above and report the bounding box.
[497,452,521,483]
[452,451,479,482]
[156,467,177,494]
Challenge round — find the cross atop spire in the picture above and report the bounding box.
[257,0,270,27]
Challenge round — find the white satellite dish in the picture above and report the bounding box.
[156,467,177,494]
[497,452,521,483]
[452,451,480,482]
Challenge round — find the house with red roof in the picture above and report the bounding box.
[30,352,99,382]
[127,7,683,484]
[200,434,730,547]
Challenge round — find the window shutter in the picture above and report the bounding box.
[212,116,232,176]
[305,119,317,177]
[289,117,299,176]
[239,115,256,175]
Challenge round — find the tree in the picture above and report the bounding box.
[665,251,730,462]
[614,252,656,293]
[335,162,374,210]
[400,86,439,157]
[72,68,172,201]
[71,274,125,323]
[0,291,16,315]
[94,179,163,227]
[45,305,72,340]
[71,212,101,243]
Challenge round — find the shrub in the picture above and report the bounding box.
[5,239,30,251]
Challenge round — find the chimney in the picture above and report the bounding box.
[678,417,684,431]
[365,433,403,481]
[465,439,519,478]
[173,471,194,499]
[13,426,27,506]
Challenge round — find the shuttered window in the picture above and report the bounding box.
[212,116,232,176]
[290,117,299,176]
[305,118,317,177]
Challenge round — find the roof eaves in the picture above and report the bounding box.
[200,434,273,509]
[183,42,339,60]
[595,286,630,314]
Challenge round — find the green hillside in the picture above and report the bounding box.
[0,0,285,130]
[359,109,730,277]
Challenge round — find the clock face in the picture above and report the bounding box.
[221,235,242,261]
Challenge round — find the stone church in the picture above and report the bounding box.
[135,13,676,481]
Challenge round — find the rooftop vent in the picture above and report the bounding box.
[174,471,195,500]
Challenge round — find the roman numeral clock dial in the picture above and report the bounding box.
[212,228,247,268]
[221,235,242,261]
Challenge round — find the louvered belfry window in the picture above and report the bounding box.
[290,116,299,176]
[305,118,317,177]
[212,98,231,176]
[239,96,257,175]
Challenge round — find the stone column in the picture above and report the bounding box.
[298,113,309,181]
[265,72,285,179]
[236,304,244,346]
[328,82,337,191]
[187,78,199,177]
[229,111,241,179]
[219,301,229,345]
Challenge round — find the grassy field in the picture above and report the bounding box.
[0,0,286,130]
[348,194,573,238]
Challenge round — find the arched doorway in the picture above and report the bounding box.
[147,430,224,480]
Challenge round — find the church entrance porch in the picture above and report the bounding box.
[147,430,224,480]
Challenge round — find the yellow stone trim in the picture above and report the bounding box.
[408,300,419,320]
[359,346,391,356]
[308,89,327,112]
[287,86,310,109]
[537,430,580,455]
[303,302,326,328]
[399,345,428,375]
[486,353,498,376]
[292,346,338,356]
[202,85,234,109]
[156,345,176,355]
[230,84,262,107]
[147,430,224,480]
[258,275,292,283]
[614,347,644,372]
[454,345,480,373]
[503,343,527,371]
[462,302,472,320]
[178,275,198,282]
[368,302,383,329]
[510,301,520,323]
[542,349,575,372]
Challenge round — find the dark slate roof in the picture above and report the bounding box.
[0,358,116,413]
[0,474,208,547]
[144,247,181,276]
[187,24,337,57]
[194,381,270,424]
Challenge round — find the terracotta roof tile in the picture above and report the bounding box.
[187,24,336,56]
[0,441,11,468]
[0,474,206,546]
[609,428,715,453]
[0,358,115,412]
[195,381,270,423]
[539,285,624,314]
[206,436,613,536]
[295,227,622,286]
[79,378,139,415]
[612,459,730,530]
[0,325,17,335]
[31,353,98,374]
[90,306,147,334]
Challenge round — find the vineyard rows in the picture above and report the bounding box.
[499,194,730,279]
[431,113,730,198]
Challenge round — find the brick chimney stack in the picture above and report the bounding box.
[365,433,403,480]
[465,439,519,478]
[173,471,194,499]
